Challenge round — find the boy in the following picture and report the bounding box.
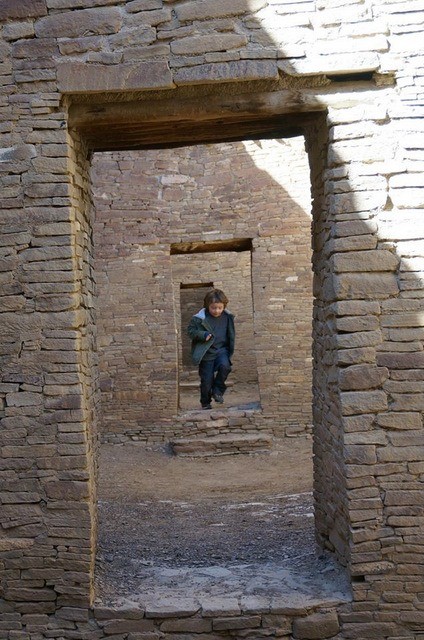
[187,289,235,410]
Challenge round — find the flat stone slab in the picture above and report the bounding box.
[170,433,273,457]
[94,560,351,612]
[180,380,234,388]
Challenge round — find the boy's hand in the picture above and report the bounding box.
[205,333,212,341]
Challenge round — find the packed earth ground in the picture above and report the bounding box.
[95,436,350,607]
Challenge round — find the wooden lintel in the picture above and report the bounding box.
[69,89,324,129]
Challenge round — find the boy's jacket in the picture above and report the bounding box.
[187,308,235,365]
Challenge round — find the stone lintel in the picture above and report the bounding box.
[57,61,174,94]
[279,52,380,77]
[173,59,279,86]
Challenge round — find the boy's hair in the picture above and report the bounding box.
[204,288,228,309]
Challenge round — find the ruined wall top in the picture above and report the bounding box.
[0,0,416,108]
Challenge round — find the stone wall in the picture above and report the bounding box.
[0,0,424,638]
[91,138,313,435]
[65,598,347,640]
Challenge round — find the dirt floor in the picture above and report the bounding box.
[95,436,350,608]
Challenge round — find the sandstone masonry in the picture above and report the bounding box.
[0,0,423,639]
[91,137,313,437]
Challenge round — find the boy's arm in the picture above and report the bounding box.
[188,317,210,342]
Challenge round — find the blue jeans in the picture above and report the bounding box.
[198,350,232,406]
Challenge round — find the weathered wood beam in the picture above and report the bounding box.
[69,88,325,128]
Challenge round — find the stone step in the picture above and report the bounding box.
[170,432,273,457]
[179,380,234,388]
[179,403,261,420]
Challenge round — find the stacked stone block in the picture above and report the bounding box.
[0,0,423,638]
[306,18,424,630]
[90,598,345,639]
[0,126,98,613]
[102,405,263,444]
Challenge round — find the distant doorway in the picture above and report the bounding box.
[171,241,260,412]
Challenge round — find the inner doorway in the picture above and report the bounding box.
[172,241,260,412]
[92,136,313,435]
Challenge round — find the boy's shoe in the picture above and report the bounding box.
[212,391,224,404]
[202,403,212,410]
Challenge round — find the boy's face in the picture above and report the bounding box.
[208,302,225,317]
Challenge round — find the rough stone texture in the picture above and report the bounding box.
[101,406,264,444]
[170,34,248,56]
[173,59,279,85]
[170,432,272,457]
[0,0,423,638]
[292,610,340,639]
[0,0,47,21]
[57,61,174,93]
[175,0,267,22]
[35,8,122,38]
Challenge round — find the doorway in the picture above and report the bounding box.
[91,137,313,435]
[87,132,340,607]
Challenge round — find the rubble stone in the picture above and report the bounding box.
[292,610,340,639]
